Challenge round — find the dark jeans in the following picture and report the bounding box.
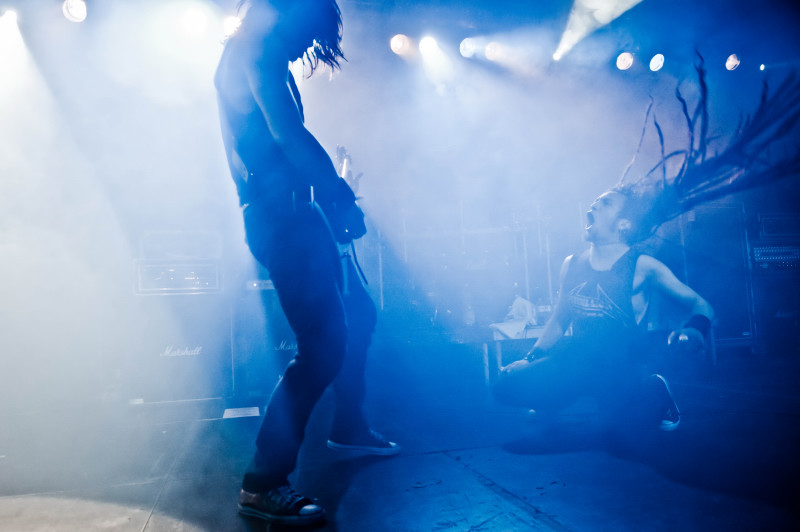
[240,200,377,491]
[492,336,653,424]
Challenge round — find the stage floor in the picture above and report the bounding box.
[1,330,798,531]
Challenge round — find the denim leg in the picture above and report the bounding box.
[492,352,581,414]
[241,203,347,491]
[330,257,378,440]
[493,337,643,425]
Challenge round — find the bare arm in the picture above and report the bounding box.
[243,37,340,191]
[636,255,714,321]
[528,255,573,358]
[636,255,715,360]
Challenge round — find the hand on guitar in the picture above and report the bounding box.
[329,177,366,243]
[321,146,367,244]
[336,145,363,194]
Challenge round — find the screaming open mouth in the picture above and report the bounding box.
[585,211,594,230]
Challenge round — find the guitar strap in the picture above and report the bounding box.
[340,242,368,297]
[287,71,305,123]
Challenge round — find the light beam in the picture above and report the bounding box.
[554,0,645,61]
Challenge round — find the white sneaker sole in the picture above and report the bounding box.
[238,504,325,525]
[326,440,401,456]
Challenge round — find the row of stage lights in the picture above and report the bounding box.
[0,1,92,23]
[0,3,760,74]
[615,51,745,72]
[393,33,754,73]
[1,2,243,37]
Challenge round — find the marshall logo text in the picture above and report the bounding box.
[160,345,203,357]
[276,340,299,353]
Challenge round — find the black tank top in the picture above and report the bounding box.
[563,248,640,343]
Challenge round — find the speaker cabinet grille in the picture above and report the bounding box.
[122,294,233,402]
[682,203,755,345]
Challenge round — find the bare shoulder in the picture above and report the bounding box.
[219,26,285,75]
[216,31,287,109]
[559,254,575,280]
[635,254,669,275]
[632,254,676,292]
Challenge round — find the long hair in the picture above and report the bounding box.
[237,0,344,75]
[615,54,800,243]
[304,0,344,74]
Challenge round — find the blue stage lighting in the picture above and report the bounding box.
[649,54,664,72]
[616,52,633,70]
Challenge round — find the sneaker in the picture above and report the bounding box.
[650,374,681,432]
[327,429,401,456]
[238,486,325,525]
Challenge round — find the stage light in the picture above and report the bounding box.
[0,9,21,51]
[390,34,411,55]
[1,9,17,25]
[484,41,504,62]
[178,5,210,38]
[98,0,226,105]
[460,38,478,58]
[760,64,765,71]
[62,0,87,23]
[419,36,439,56]
[459,30,554,76]
[418,35,454,90]
[725,54,740,71]
[616,52,633,70]
[222,16,241,37]
[649,53,664,72]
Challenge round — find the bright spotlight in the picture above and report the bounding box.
[649,53,664,71]
[1,9,17,25]
[419,36,439,56]
[179,5,210,37]
[0,9,21,48]
[725,54,740,71]
[418,35,454,90]
[616,52,634,70]
[760,64,766,71]
[222,16,241,38]
[62,0,87,23]
[390,34,411,55]
[484,41,504,62]
[460,37,478,58]
[0,8,28,99]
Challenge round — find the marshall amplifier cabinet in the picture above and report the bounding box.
[134,260,222,294]
[123,293,233,403]
[681,202,755,346]
[749,213,800,355]
[230,278,297,402]
[751,213,800,272]
[122,231,233,403]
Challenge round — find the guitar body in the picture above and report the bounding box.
[320,146,367,245]
[318,177,367,245]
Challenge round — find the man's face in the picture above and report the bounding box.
[584,191,627,244]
